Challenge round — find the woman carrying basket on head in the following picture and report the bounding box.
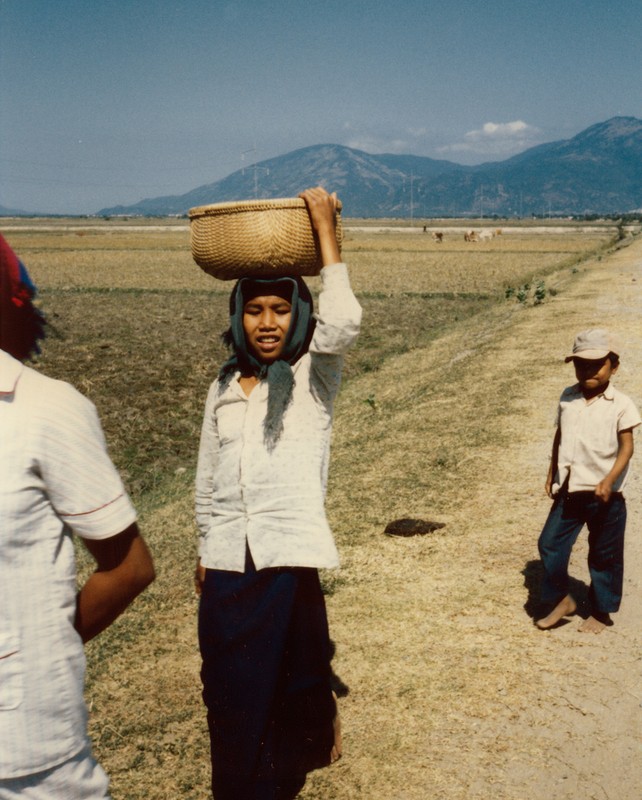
[194,186,361,800]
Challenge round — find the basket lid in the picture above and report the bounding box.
[188,197,342,219]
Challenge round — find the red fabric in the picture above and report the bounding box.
[0,233,22,299]
[0,233,46,360]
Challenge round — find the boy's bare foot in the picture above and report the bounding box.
[330,692,342,763]
[536,594,577,629]
[579,612,611,634]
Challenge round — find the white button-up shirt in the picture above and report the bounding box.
[0,350,136,778]
[195,263,361,572]
[553,382,641,494]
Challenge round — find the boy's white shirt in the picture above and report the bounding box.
[195,263,361,572]
[553,381,641,495]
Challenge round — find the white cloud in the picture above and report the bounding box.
[466,120,532,140]
[438,120,542,162]
[340,120,543,163]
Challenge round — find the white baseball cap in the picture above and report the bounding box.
[564,329,618,362]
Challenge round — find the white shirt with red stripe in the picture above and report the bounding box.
[0,349,136,779]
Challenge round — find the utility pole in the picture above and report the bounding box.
[240,147,269,197]
[240,147,256,172]
[251,165,269,198]
[407,173,415,226]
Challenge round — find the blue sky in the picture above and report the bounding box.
[1,0,641,214]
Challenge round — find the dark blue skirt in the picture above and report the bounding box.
[198,551,335,800]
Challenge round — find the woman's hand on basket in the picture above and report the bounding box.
[299,186,341,267]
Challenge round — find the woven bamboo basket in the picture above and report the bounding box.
[188,198,342,280]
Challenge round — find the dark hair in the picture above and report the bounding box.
[608,351,620,367]
[0,292,46,362]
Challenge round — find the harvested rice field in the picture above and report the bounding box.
[2,219,640,800]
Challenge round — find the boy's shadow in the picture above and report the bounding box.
[522,560,590,626]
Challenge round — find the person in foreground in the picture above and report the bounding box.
[0,233,155,799]
[194,186,361,799]
[536,329,640,633]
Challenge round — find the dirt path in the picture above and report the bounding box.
[467,235,642,799]
[301,234,642,800]
[76,230,640,800]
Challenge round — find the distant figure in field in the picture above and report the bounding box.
[464,230,478,242]
[536,329,640,633]
[0,233,155,798]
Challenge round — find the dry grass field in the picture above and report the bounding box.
[3,221,613,496]
[2,219,636,799]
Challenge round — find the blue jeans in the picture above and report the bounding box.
[538,491,626,614]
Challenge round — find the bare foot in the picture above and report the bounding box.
[579,614,609,634]
[330,692,342,763]
[536,594,577,629]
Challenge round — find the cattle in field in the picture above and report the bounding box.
[464,230,478,242]
[432,231,443,243]
[478,229,494,241]
[495,228,503,236]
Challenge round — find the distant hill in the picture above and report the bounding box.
[0,203,33,216]
[93,116,641,218]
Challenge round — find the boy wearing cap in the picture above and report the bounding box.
[536,329,641,633]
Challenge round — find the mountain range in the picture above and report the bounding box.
[15,117,642,219]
